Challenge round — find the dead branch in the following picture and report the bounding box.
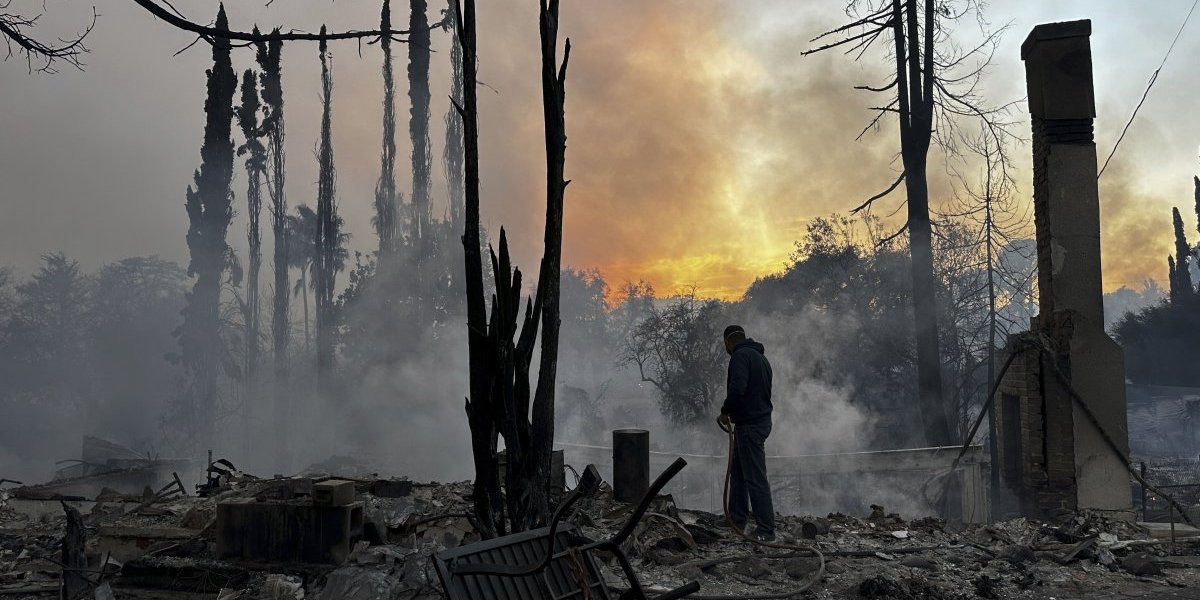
[0,4,95,73]
[850,171,906,214]
[129,0,423,44]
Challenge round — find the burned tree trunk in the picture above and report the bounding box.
[255,33,291,467]
[455,0,569,537]
[455,0,503,540]
[179,5,236,449]
[408,0,432,241]
[60,502,88,599]
[525,0,569,530]
[443,0,465,231]
[375,0,399,256]
[895,0,951,447]
[804,0,1017,448]
[1173,206,1193,296]
[408,0,432,323]
[315,30,339,386]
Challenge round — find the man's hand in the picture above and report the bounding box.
[717,413,732,432]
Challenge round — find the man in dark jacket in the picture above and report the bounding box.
[718,325,775,541]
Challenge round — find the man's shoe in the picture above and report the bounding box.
[751,531,776,543]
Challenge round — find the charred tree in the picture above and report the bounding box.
[526,0,569,527]
[454,0,502,540]
[374,0,400,256]
[1194,176,1200,238]
[443,0,465,230]
[179,4,236,449]
[254,32,290,466]
[1173,206,1193,296]
[408,0,432,241]
[60,503,88,599]
[408,0,433,324]
[236,69,265,402]
[315,30,339,385]
[455,0,569,537]
[804,0,1016,447]
[1169,255,1181,303]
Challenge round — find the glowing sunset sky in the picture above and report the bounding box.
[2,0,1199,300]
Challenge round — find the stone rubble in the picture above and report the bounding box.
[2,464,1199,599]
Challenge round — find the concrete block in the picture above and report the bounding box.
[370,478,413,498]
[216,499,363,564]
[313,479,356,507]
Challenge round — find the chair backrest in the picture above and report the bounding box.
[432,524,613,600]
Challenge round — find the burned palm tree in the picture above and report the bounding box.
[178,4,237,449]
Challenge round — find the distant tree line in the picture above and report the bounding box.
[0,255,186,477]
[1114,176,1200,387]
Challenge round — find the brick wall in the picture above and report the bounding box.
[995,328,1078,518]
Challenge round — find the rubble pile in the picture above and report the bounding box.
[2,463,1200,599]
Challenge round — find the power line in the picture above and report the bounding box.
[1098,0,1199,179]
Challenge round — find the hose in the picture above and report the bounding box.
[684,422,825,599]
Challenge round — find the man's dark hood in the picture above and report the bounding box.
[730,338,765,356]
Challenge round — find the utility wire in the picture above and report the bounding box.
[1098,0,1199,179]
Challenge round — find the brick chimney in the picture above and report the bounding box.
[994,20,1132,518]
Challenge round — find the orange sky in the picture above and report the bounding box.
[3,1,1199,301]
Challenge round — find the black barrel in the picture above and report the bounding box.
[613,429,649,503]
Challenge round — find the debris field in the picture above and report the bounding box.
[3,455,1200,599]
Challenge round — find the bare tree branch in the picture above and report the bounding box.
[128,0,436,44]
[851,170,906,214]
[0,3,95,73]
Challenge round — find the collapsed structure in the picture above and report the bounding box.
[995,20,1134,519]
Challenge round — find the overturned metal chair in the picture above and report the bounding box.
[433,458,700,600]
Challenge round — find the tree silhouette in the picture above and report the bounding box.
[803,0,1017,446]
[314,31,340,384]
[236,68,266,403]
[178,5,237,450]
[1172,206,1193,300]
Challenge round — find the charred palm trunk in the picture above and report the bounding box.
[255,32,291,468]
[315,31,338,388]
[180,6,236,450]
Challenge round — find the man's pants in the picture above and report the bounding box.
[729,419,774,536]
